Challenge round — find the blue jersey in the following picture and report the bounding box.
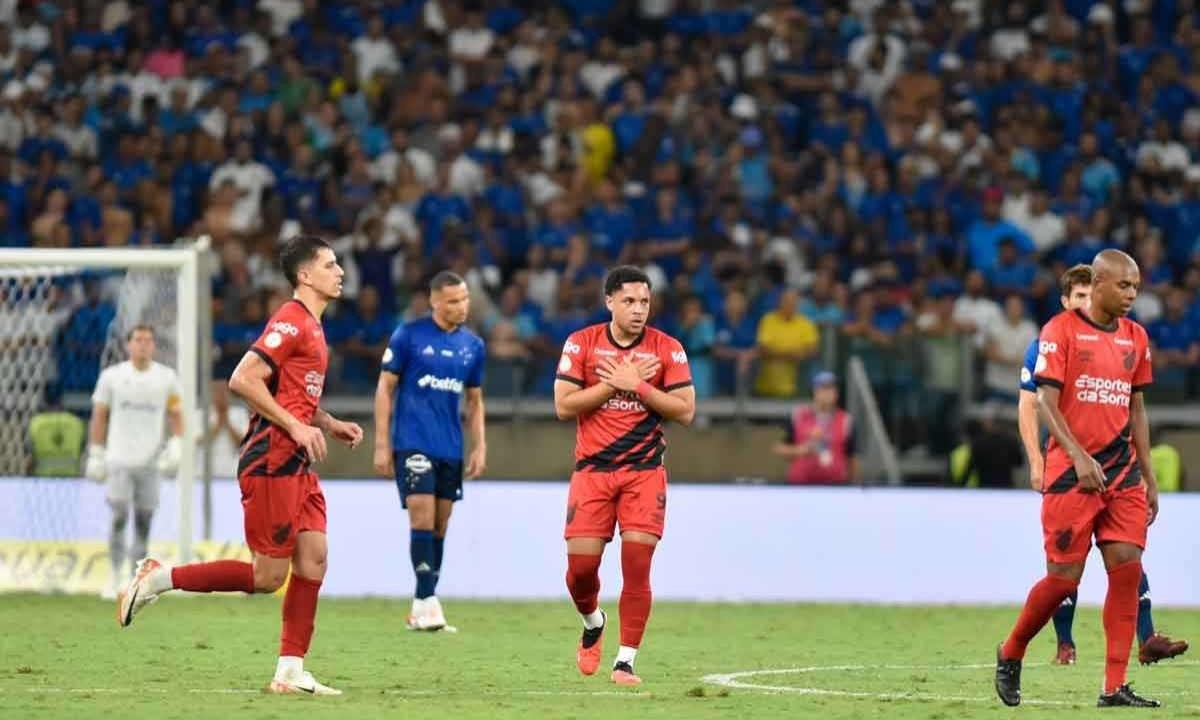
[381,317,485,462]
[1018,336,1038,393]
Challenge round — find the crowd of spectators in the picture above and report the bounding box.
[4,0,1200,447]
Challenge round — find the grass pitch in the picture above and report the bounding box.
[1,594,1197,718]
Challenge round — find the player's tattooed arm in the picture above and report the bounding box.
[1036,385,1105,493]
[1130,392,1159,525]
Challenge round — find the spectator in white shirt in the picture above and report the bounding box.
[372,125,436,188]
[352,14,400,84]
[982,294,1038,401]
[13,6,49,54]
[953,270,1003,349]
[580,37,625,99]
[448,9,495,63]
[441,123,485,198]
[1019,190,1065,254]
[209,138,276,234]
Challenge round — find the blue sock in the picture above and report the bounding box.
[1136,572,1154,645]
[432,535,445,594]
[1052,591,1078,646]
[410,529,436,599]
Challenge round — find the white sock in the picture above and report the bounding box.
[410,598,426,616]
[615,645,637,667]
[582,609,605,630]
[275,655,303,680]
[146,565,174,595]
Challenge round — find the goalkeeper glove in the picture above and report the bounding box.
[84,444,106,482]
[157,435,182,476]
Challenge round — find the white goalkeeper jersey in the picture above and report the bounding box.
[92,361,181,468]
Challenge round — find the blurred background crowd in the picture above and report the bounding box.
[4,0,1200,462]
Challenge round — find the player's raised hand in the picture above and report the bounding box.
[465,445,487,480]
[597,356,643,392]
[632,355,660,381]
[373,445,394,478]
[1072,452,1105,493]
[290,424,328,463]
[330,420,364,449]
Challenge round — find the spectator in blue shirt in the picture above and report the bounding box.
[988,237,1039,297]
[966,187,1034,272]
[335,285,395,393]
[1146,287,1199,395]
[713,288,760,395]
[582,179,637,262]
[57,278,115,392]
[675,294,717,398]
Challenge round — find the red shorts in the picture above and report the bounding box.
[564,467,667,541]
[240,472,327,558]
[1041,483,1148,564]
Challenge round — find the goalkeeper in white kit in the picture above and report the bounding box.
[86,325,184,599]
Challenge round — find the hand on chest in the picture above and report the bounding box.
[586,349,663,384]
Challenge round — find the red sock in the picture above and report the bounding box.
[1103,560,1142,694]
[1001,574,1079,660]
[280,574,322,658]
[619,542,655,648]
[170,560,255,593]
[566,554,602,615]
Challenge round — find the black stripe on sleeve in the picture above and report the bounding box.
[250,347,278,373]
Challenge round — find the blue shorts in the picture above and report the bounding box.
[395,450,463,509]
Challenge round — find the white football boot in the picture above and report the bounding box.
[268,668,343,696]
[117,558,167,627]
[406,596,456,632]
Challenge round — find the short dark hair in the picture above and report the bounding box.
[126,324,155,341]
[1058,263,1093,298]
[279,235,332,287]
[430,270,466,292]
[603,265,651,296]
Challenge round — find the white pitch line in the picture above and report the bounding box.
[5,687,650,699]
[701,662,1200,709]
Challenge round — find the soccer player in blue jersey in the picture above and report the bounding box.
[1017,264,1187,667]
[373,271,487,631]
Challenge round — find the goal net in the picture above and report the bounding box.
[0,246,204,591]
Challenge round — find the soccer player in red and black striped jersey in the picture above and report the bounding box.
[554,266,696,686]
[117,236,363,696]
[995,250,1163,708]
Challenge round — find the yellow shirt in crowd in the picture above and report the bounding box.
[755,311,819,397]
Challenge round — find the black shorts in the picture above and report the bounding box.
[394,450,463,509]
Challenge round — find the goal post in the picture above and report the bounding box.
[0,243,206,563]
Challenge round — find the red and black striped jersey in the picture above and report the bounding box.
[1034,309,1152,493]
[238,299,329,477]
[555,323,692,471]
